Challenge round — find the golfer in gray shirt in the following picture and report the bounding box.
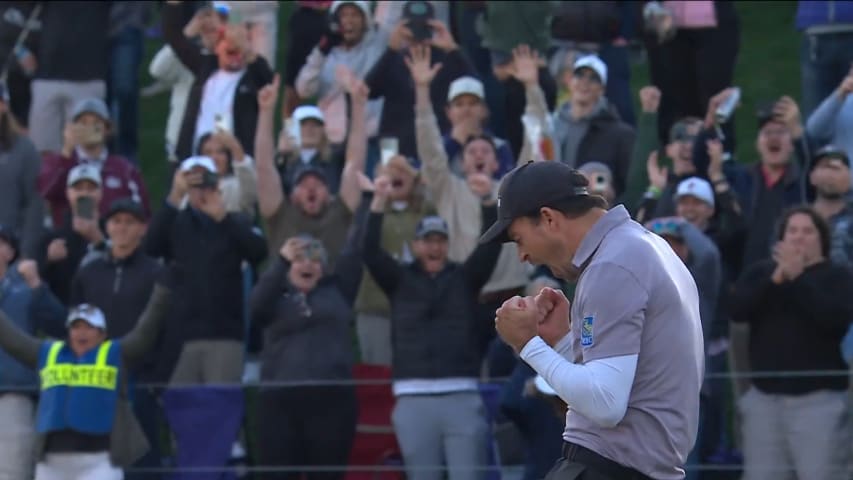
[482,161,704,480]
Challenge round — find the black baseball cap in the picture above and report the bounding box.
[812,144,850,168]
[415,216,449,239]
[479,161,590,245]
[756,100,784,130]
[105,198,146,222]
[292,165,328,186]
[0,224,19,263]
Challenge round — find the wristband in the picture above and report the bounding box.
[646,186,662,199]
[14,46,29,59]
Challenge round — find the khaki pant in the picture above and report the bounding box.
[739,388,851,480]
[169,340,244,386]
[35,452,122,480]
[28,79,106,153]
[356,312,392,366]
[0,393,35,480]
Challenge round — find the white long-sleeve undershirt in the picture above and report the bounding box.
[520,335,638,428]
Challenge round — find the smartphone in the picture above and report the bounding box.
[214,113,231,133]
[403,1,434,42]
[75,196,96,220]
[380,137,399,166]
[714,87,741,125]
[285,118,301,149]
[79,124,104,145]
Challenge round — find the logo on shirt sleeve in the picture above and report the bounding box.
[581,316,594,347]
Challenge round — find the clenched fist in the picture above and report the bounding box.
[17,259,41,288]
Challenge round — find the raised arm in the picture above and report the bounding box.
[334,193,372,304]
[255,75,286,219]
[250,254,289,330]
[339,76,370,213]
[363,177,403,296]
[510,45,549,165]
[121,281,173,364]
[162,1,205,74]
[462,203,502,291]
[409,45,452,197]
[806,70,852,143]
[622,87,662,211]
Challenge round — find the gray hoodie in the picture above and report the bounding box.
[681,221,722,344]
[0,135,44,258]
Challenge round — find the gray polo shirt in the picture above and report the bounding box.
[563,205,704,480]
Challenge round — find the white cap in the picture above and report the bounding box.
[67,164,102,187]
[293,105,325,124]
[675,176,715,208]
[573,55,608,86]
[447,76,485,103]
[534,375,557,396]
[330,0,370,18]
[67,304,107,330]
[180,155,217,173]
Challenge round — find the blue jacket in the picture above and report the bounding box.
[36,340,122,435]
[0,267,66,392]
[796,1,853,30]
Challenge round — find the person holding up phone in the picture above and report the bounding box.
[36,164,108,305]
[37,98,151,229]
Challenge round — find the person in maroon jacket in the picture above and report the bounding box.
[37,97,150,229]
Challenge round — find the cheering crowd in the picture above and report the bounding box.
[0,1,852,480]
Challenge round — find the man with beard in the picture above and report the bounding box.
[162,0,274,160]
[809,145,853,267]
[255,75,366,268]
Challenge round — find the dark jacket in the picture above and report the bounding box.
[162,3,274,161]
[0,265,66,393]
[35,215,94,305]
[70,247,163,379]
[365,45,477,159]
[34,2,110,82]
[551,1,623,44]
[553,100,636,196]
[144,202,267,342]
[363,205,501,380]
[250,245,362,383]
[726,161,805,269]
[730,259,853,394]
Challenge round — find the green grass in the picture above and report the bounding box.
[139,1,801,203]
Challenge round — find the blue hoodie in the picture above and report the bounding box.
[0,264,66,393]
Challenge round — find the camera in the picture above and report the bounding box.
[403,1,434,42]
[199,170,219,189]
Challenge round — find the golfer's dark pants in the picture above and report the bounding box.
[543,443,654,480]
[254,385,357,480]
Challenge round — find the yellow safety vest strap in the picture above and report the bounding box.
[41,341,118,390]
